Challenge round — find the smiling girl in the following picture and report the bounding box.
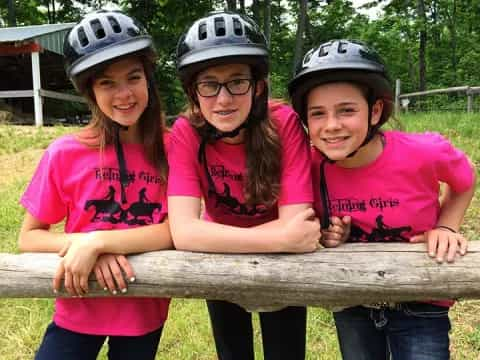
[168,11,323,360]
[18,10,171,360]
[289,39,476,360]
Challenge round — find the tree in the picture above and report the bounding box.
[417,0,427,90]
[292,0,307,76]
[226,0,236,11]
[7,0,16,26]
[263,0,271,48]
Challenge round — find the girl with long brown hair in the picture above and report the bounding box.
[18,10,171,359]
[168,11,324,360]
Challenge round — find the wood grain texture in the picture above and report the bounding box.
[1,242,479,310]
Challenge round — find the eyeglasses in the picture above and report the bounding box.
[195,78,253,97]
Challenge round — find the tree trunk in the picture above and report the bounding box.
[226,0,236,11]
[450,0,457,83]
[52,0,56,24]
[292,0,307,76]
[239,0,245,12]
[251,0,260,23]
[263,0,271,49]
[417,0,427,91]
[431,0,440,48]
[7,0,16,26]
[2,242,480,311]
[45,0,52,24]
[305,3,312,49]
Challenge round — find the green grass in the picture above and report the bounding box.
[0,125,73,155]
[400,112,480,163]
[0,115,479,359]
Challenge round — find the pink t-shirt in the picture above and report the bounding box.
[21,134,170,336]
[168,102,313,227]
[312,131,475,307]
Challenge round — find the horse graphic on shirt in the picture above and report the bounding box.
[350,215,412,242]
[125,188,163,225]
[212,182,267,216]
[84,185,123,223]
[84,186,162,225]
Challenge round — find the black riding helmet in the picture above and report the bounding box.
[176,11,269,91]
[288,40,393,230]
[288,39,393,133]
[63,10,154,91]
[176,11,270,201]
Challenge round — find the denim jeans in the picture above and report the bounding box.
[35,321,163,360]
[333,302,451,360]
[206,300,307,360]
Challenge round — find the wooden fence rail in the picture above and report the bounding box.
[394,80,480,115]
[1,242,480,311]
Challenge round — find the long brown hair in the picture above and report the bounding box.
[184,65,281,207]
[75,49,168,182]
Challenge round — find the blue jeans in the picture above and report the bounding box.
[333,303,451,360]
[207,300,306,360]
[35,322,163,360]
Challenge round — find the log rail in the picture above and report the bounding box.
[1,242,480,310]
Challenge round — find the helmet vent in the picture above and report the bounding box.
[338,41,347,53]
[318,44,329,57]
[199,22,207,40]
[233,18,243,36]
[127,27,140,37]
[108,16,122,33]
[214,17,226,36]
[303,50,313,65]
[77,27,89,47]
[90,19,106,39]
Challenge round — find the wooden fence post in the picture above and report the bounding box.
[467,87,473,113]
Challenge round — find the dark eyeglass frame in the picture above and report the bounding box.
[195,78,254,97]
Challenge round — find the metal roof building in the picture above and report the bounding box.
[0,23,86,126]
[0,23,74,54]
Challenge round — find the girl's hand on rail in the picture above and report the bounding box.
[321,216,351,248]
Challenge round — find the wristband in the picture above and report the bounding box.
[435,225,457,233]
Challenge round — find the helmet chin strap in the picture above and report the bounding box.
[318,92,378,229]
[113,123,129,204]
[112,78,154,204]
[197,84,257,197]
[344,92,377,159]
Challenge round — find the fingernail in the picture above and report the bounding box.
[103,287,108,291]
[129,277,136,283]
[429,252,435,257]
[121,288,127,294]
[112,290,117,295]
[53,289,58,294]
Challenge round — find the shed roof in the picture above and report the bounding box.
[0,23,75,55]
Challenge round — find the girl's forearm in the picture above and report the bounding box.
[91,220,173,255]
[437,179,476,231]
[171,203,314,253]
[19,215,173,255]
[18,228,70,253]
[171,217,285,253]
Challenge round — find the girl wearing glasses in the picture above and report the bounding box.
[168,11,331,360]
